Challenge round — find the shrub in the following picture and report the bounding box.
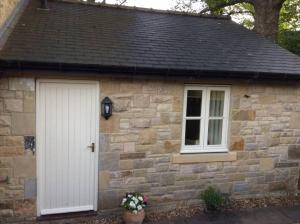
[200,187,225,211]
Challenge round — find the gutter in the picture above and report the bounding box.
[0,59,299,81]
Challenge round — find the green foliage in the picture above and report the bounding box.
[279,31,300,56]
[200,186,225,211]
[280,0,300,31]
[121,192,147,213]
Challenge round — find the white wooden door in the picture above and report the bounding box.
[36,80,99,216]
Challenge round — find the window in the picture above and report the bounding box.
[181,86,230,153]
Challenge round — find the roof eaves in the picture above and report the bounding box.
[1,59,300,80]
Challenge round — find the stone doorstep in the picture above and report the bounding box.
[36,210,97,222]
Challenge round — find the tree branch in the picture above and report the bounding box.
[200,0,253,14]
[226,10,254,16]
[118,0,127,5]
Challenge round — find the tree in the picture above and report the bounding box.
[174,0,300,41]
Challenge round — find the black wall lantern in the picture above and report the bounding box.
[101,97,113,120]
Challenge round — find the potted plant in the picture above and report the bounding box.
[121,192,147,224]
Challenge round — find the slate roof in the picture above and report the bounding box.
[1,0,300,78]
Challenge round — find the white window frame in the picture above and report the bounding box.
[181,85,230,153]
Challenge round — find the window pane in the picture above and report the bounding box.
[185,120,200,145]
[209,91,225,117]
[207,119,223,145]
[186,90,202,117]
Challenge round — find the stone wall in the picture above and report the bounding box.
[0,76,300,220]
[0,77,36,220]
[98,79,300,212]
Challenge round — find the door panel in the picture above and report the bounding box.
[37,80,99,215]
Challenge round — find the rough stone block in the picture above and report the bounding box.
[120,152,145,160]
[125,177,146,185]
[290,112,300,128]
[24,178,36,199]
[3,136,23,146]
[269,182,286,191]
[160,112,181,124]
[99,190,121,209]
[174,190,197,200]
[133,159,153,169]
[0,146,23,156]
[138,129,157,145]
[112,98,130,112]
[275,162,299,168]
[160,173,175,186]
[13,156,36,178]
[0,127,10,136]
[4,99,23,112]
[0,90,15,98]
[288,145,300,160]
[232,110,256,121]
[119,160,134,170]
[120,82,142,93]
[23,92,35,113]
[99,171,110,191]
[100,81,120,94]
[100,152,119,171]
[99,133,110,152]
[112,133,138,143]
[131,118,150,128]
[0,115,11,127]
[123,142,135,153]
[233,183,249,193]
[230,136,244,151]
[100,115,120,133]
[133,95,150,108]
[11,113,35,135]
[259,158,274,171]
[150,95,172,103]
[9,78,35,91]
[157,104,172,112]
[13,199,36,217]
[0,209,13,217]
[259,95,275,104]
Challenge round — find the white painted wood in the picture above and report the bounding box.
[181,85,230,153]
[36,80,99,216]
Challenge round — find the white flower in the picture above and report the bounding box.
[121,198,127,206]
[132,197,139,204]
[138,196,143,201]
[137,205,142,211]
[133,210,138,214]
[128,194,132,198]
[129,201,136,209]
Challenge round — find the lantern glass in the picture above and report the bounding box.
[101,97,112,120]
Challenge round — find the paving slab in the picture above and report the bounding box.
[150,206,300,224]
[279,205,300,222]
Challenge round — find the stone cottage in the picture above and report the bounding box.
[0,0,300,221]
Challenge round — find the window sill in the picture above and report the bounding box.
[172,152,237,164]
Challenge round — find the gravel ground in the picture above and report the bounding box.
[6,195,300,224]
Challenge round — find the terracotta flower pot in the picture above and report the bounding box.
[123,209,145,224]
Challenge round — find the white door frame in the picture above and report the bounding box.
[36,79,100,216]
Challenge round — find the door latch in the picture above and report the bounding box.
[88,143,95,152]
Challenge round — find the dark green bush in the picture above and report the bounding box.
[200,186,225,211]
[278,31,300,57]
